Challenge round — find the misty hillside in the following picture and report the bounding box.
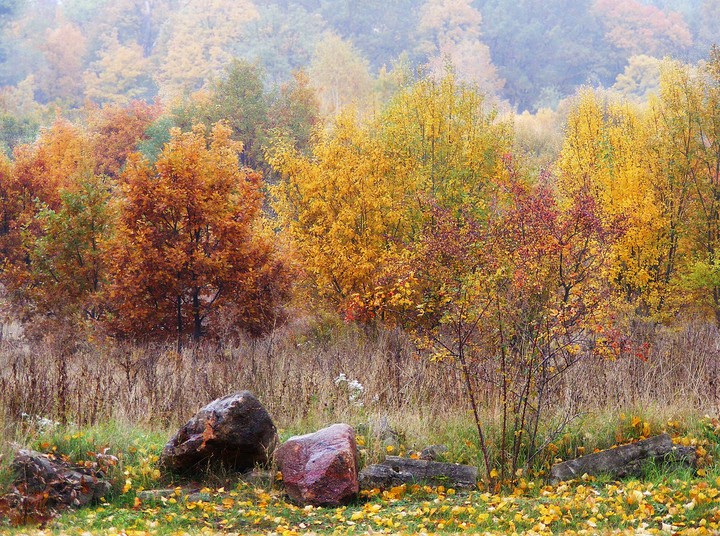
[0,0,717,117]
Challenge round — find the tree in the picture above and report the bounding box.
[0,76,43,154]
[558,89,677,317]
[270,110,398,307]
[308,32,374,117]
[593,0,692,57]
[83,30,154,105]
[665,49,720,324]
[371,166,620,484]
[200,60,269,169]
[36,20,88,105]
[232,3,326,85]
[85,99,162,179]
[23,170,114,324]
[0,119,107,329]
[12,118,92,214]
[478,0,623,112]
[417,0,503,95]
[379,72,511,222]
[109,122,290,349]
[611,55,662,102]
[267,70,321,157]
[271,73,511,310]
[153,0,260,98]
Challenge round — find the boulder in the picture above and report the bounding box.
[8,449,111,509]
[275,423,359,506]
[161,391,277,473]
[359,456,477,490]
[550,433,697,483]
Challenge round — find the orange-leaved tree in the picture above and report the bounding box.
[108,122,291,350]
[26,170,115,324]
[85,100,163,179]
[1,119,99,319]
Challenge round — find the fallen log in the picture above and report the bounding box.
[550,433,696,483]
[359,456,477,490]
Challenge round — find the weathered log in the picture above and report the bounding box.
[359,456,477,490]
[550,434,696,483]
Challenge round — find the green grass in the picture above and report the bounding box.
[3,471,719,535]
[1,410,719,535]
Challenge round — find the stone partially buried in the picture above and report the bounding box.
[161,391,278,473]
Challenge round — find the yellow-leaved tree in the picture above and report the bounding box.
[270,110,399,309]
[270,73,511,313]
[558,89,681,317]
[378,72,511,242]
[659,50,720,324]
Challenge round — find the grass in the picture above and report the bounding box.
[2,461,720,535]
[0,411,718,535]
[1,315,720,533]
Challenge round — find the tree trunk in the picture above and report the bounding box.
[176,295,183,353]
[550,434,696,483]
[193,289,202,341]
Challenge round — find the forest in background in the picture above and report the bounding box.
[0,0,720,490]
[0,0,718,129]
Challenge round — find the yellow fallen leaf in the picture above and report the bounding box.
[642,422,651,437]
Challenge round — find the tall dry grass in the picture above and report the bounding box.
[0,313,717,442]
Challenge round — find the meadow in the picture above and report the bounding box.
[0,315,719,535]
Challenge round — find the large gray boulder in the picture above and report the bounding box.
[275,423,359,506]
[161,391,277,473]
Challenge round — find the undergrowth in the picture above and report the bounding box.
[0,315,719,533]
[0,409,718,534]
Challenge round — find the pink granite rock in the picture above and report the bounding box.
[275,423,359,506]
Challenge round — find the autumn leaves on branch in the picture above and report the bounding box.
[0,105,291,349]
[2,49,720,358]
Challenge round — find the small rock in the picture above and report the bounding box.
[161,391,278,473]
[240,468,274,485]
[275,423,359,506]
[137,489,176,501]
[420,444,448,461]
[370,416,402,448]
